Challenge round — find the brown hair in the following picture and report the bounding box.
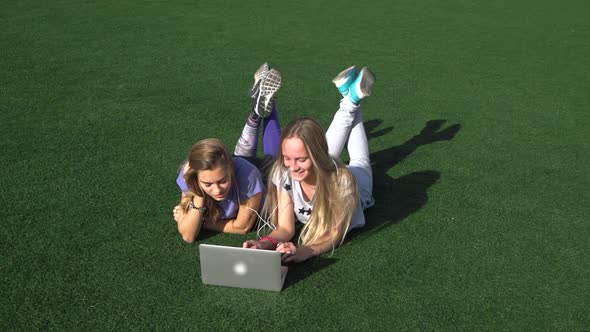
[181,138,235,222]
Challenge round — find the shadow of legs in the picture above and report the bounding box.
[345,119,460,241]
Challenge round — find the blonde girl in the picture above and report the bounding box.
[243,66,376,262]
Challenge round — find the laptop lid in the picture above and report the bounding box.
[199,244,288,291]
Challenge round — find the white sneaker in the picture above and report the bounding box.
[254,68,281,118]
[348,67,375,104]
[249,62,270,98]
[332,65,358,96]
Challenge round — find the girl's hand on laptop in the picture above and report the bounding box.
[276,242,295,254]
[242,240,259,249]
[242,240,266,249]
[279,244,313,263]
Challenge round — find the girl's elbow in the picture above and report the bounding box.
[233,228,249,235]
[179,229,197,243]
[232,217,256,234]
[233,222,254,234]
[182,235,195,243]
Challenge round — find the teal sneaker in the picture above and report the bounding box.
[254,68,282,118]
[249,62,270,98]
[332,65,358,96]
[348,67,375,104]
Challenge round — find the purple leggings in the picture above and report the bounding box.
[233,104,281,158]
[261,105,281,157]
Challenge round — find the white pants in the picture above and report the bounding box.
[325,98,375,229]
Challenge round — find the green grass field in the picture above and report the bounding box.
[1,0,588,329]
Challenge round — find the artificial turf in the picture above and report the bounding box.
[1,0,588,329]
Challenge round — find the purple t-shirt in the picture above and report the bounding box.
[176,157,265,219]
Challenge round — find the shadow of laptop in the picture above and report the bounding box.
[282,257,338,290]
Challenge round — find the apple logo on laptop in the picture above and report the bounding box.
[233,261,247,275]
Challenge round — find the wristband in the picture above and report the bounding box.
[259,236,277,250]
[188,200,207,213]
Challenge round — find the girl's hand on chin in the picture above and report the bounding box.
[172,205,184,224]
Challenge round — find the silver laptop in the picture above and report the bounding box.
[199,244,288,291]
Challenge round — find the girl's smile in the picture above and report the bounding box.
[282,137,315,183]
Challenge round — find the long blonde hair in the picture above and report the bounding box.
[262,118,358,248]
[181,138,235,222]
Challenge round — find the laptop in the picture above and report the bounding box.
[199,244,288,291]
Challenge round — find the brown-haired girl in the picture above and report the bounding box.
[173,64,282,242]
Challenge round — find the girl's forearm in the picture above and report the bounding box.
[203,218,250,234]
[177,209,204,243]
[269,228,294,243]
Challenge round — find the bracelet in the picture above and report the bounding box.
[188,200,207,213]
[259,236,277,250]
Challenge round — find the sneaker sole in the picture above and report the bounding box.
[255,68,282,117]
[358,67,375,98]
[249,62,270,98]
[332,65,357,86]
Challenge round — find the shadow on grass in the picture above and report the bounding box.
[191,119,459,287]
[347,119,461,241]
[282,257,338,290]
[196,229,220,241]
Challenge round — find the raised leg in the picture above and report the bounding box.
[262,103,281,157]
